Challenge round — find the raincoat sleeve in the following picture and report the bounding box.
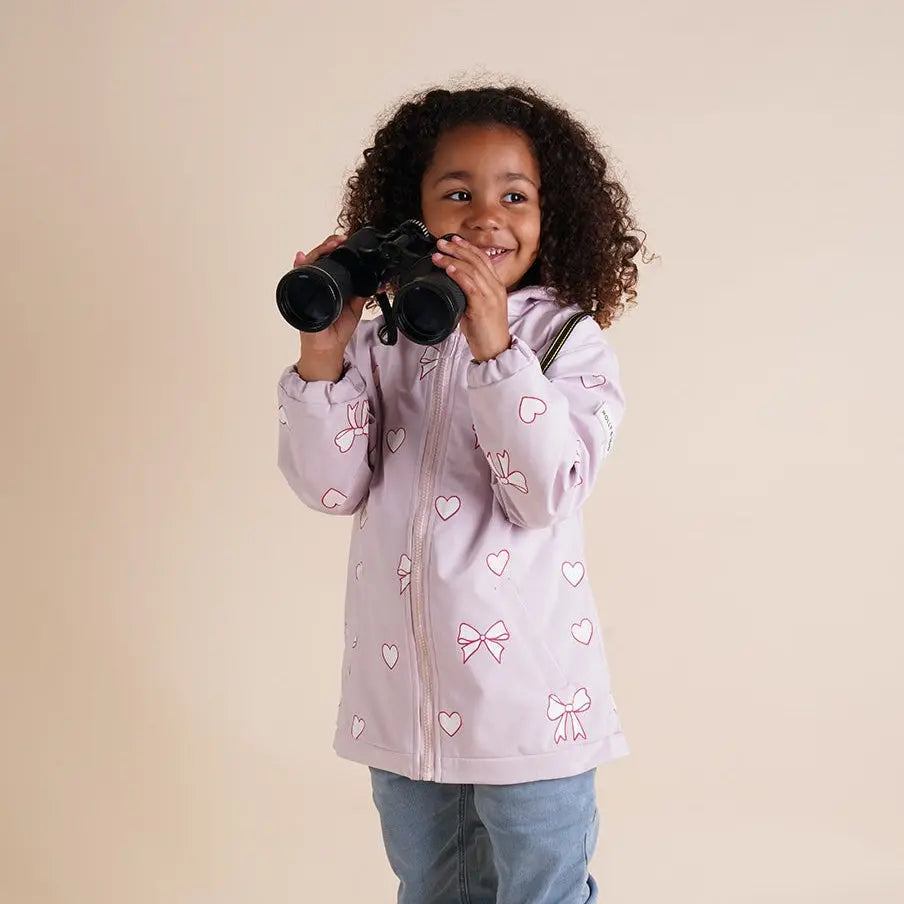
[466,320,625,529]
[277,327,380,516]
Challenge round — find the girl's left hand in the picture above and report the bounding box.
[432,236,512,362]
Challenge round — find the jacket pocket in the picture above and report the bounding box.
[503,576,569,687]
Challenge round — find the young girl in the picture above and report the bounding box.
[277,83,643,904]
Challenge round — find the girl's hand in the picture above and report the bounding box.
[294,234,367,381]
[295,234,368,353]
[431,236,512,362]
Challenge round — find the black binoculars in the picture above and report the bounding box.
[275,219,467,346]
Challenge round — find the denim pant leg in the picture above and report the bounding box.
[472,769,600,904]
[370,768,497,904]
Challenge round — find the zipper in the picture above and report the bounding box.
[410,332,460,781]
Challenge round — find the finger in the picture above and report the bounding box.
[454,237,507,285]
[439,236,495,272]
[432,251,494,299]
[434,237,472,264]
[433,255,483,298]
[432,245,483,271]
[431,251,469,282]
[303,234,347,263]
[311,234,345,255]
[434,243,500,295]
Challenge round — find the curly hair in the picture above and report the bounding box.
[337,82,647,329]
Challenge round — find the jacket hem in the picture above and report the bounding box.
[333,731,629,785]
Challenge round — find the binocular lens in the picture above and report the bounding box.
[276,259,355,332]
[395,276,467,346]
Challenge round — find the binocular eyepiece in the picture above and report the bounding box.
[275,219,467,346]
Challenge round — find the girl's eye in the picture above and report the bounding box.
[445,190,528,203]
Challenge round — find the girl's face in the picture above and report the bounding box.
[420,124,541,291]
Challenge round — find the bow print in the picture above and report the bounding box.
[457,620,510,664]
[420,349,440,381]
[397,554,411,595]
[487,450,529,494]
[547,687,592,744]
[334,401,370,453]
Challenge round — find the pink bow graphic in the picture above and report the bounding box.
[547,688,592,744]
[334,401,369,453]
[420,349,440,381]
[397,554,411,595]
[487,450,528,494]
[457,620,510,664]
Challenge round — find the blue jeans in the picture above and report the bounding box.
[369,767,600,904]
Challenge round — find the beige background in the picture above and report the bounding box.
[2,0,902,902]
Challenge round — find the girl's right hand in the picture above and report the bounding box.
[294,234,368,360]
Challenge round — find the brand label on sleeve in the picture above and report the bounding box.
[595,404,615,457]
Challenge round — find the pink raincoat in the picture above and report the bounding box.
[277,286,629,784]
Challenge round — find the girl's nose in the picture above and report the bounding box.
[464,200,503,230]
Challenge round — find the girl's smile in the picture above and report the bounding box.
[420,124,542,290]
